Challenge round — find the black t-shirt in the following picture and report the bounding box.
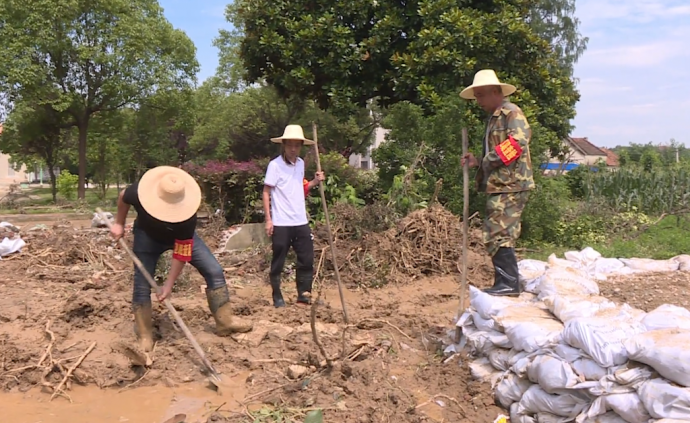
[122,181,197,245]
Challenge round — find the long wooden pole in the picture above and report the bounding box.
[96,209,224,384]
[454,128,470,343]
[311,122,350,324]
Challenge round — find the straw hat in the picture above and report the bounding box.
[270,124,315,145]
[138,166,202,223]
[460,69,516,100]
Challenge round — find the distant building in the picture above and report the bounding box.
[0,124,28,192]
[349,126,389,170]
[542,137,618,174]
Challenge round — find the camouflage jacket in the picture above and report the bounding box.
[476,100,536,194]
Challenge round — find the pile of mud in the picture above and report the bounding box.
[312,203,492,287]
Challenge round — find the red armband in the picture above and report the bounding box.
[494,135,523,165]
[172,239,194,262]
[303,178,310,197]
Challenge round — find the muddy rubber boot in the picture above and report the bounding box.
[132,303,154,352]
[206,286,253,335]
[270,275,285,308]
[483,247,521,297]
[296,274,312,305]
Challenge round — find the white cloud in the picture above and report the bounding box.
[584,40,686,67]
[577,0,690,24]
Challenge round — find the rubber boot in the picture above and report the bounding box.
[270,275,286,308]
[206,286,253,335]
[132,303,154,352]
[296,273,312,305]
[483,247,521,297]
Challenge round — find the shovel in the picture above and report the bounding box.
[95,208,230,391]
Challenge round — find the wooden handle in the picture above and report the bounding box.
[455,128,470,342]
[95,209,221,380]
[311,123,349,324]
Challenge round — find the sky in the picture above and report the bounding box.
[159,0,690,149]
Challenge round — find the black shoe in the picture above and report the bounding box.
[295,271,313,305]
[296,292,311,305]
[270,276,285,308]
[484,247,520,297]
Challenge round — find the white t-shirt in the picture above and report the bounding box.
[264,156,308,226]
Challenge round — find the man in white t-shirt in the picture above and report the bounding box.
[263,124,325,307]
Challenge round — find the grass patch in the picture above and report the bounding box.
[0,186,121,214]
[522,215,690,261]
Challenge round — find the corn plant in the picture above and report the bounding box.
[584,168,690,215]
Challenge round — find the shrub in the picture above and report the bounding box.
[183,159,264,224]
[521,175,570,244]
[56,170,79,200]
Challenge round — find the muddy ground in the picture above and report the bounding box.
[1,210,688,423]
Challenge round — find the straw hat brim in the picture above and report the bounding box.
[138,166,202,224]
[460,83,516,100]
[270,137,316,146]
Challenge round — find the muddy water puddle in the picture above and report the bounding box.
[0,375,248,423]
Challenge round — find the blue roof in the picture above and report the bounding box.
[540,163,580,170]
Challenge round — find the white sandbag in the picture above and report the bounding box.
[0,236,26,258]
[641,305,690,331]
[516,385,590,418]
[619,257,680,272]
[469,357,503,387]
[554,343,585,363]
[637,378,690,420]
[494,304,564,353]
[490,348,517,371]
[562,309,648,368]
[472,310,497,332]
[520,259,549,293]
[572,358,608,381]
[464,325,512,355]
[585,393,651,423]
[496,373,533,408]
[578,411,628,423]
[527,354,581,394]
[536,413,571,423]
[537,267,600,299]
[592,258,626,276]
[674,254,690,272]
[544,295,618,323]
[625,328,690,387]
[548,253,583,269]
[653,420,690,423]
[564,248,602,267]
[511,402,537,423]
[470,285,531,320]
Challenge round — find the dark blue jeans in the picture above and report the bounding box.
[131,227,226,305]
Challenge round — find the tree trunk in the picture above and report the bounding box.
[77,117,90,199]
[48,165,58,203]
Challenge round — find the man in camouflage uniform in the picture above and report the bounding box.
[460,69,535,297]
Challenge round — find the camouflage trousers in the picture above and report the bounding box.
[483,191,530,258]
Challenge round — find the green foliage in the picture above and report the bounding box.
[584,168,690,214]
[183,160,265,224]
[227,0,581,156]
[521,175,570,244]
[56,170,79,201]
[0,0,198,198]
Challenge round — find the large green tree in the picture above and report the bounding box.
[225,0,582,155]
[0,0,198,198]
[0,102,71,201]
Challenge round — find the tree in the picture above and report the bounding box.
[0,102,71,202]
[0,0,199,199]
[226,0,581,156]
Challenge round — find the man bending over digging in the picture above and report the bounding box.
[263,124,325,308]
[460,69,535,297]
[110,166,253,352]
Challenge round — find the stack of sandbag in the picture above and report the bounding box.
[454,254,690,423]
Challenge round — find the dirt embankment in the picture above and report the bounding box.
[0,206,503,422]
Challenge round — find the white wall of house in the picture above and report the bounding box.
[0,152,28,189]
[349,126,389,170]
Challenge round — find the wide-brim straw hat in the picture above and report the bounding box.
[460,69,517,100]
[138,166,202,223]
[270,124,315,145]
